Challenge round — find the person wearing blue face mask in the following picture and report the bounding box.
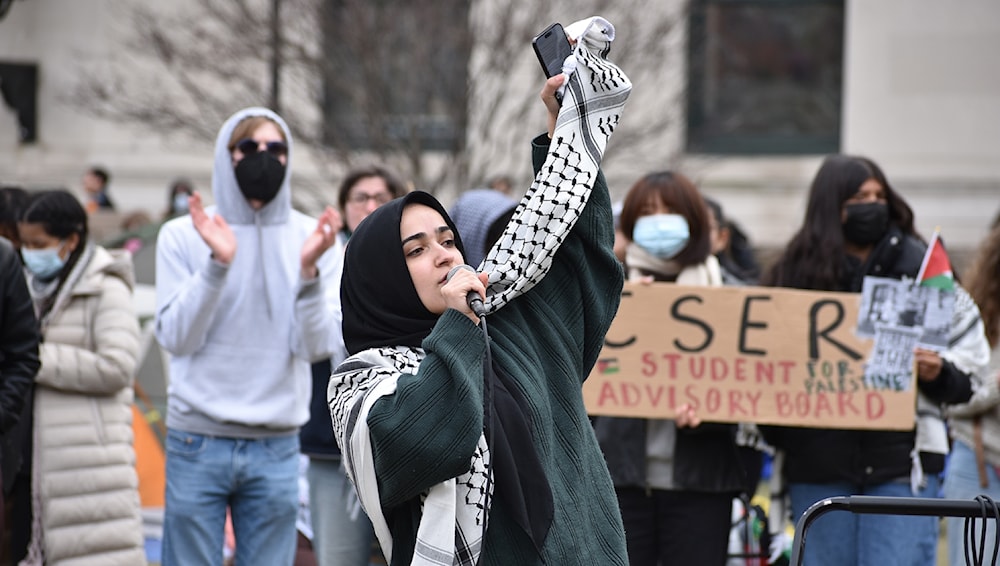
[630,210,690,261]
[592,171,748,566]
[618,171,719,286]
[10,189,145,565]
[19,244,66,280]
[165,178,194,221]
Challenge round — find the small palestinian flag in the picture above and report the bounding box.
[597,358,620,375]
[916,229,955,291]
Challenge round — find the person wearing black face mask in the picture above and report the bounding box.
[233,136,287,205]
[842,199,890,247]
[155,108,347,566]
[760,155,990,566]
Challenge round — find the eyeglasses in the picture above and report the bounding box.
[235,138,288,158]
[347,192,393,206]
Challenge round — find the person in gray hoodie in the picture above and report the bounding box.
[155,107,344,566]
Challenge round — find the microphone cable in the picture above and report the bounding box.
[448,264,494,545]
[477,310,495,548]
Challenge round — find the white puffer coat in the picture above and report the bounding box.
[22,244,144,565]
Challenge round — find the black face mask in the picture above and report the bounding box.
[234,152,286,205]
[843,202,889,246]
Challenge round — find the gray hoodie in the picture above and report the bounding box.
[155,107,344,437]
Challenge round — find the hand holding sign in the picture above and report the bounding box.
[914,348,943,381]
[675,403,701,428]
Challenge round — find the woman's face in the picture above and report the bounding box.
[346,176,393,232]
[17,222,79,259]
[400,204,464,315]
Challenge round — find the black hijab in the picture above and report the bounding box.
[341,191,466,355]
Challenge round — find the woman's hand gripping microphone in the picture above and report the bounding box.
[446,264,488,320]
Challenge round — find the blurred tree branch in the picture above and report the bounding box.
[68,0,687,207]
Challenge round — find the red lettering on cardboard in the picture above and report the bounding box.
[867,392,885,420]
[690,357,706,380]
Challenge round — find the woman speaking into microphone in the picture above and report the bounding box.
[327,17,632,565]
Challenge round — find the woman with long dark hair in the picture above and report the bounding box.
[762,155,989,565]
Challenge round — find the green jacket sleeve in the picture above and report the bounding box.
[367,310,487,507]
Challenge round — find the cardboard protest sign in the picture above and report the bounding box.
[583,283,916,430]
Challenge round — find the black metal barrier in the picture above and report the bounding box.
[791,496,1000,566]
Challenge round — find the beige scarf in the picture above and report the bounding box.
[626,242,722,287]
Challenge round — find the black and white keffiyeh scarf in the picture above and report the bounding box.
[329,16,630,566]
[477,16,631,307]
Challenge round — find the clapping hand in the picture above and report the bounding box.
[189,192,237,265]
[300,206,341,279]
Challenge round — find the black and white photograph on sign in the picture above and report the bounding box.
[863,323,922,392]
[856,276,954,350]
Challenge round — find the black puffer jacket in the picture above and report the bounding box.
[0,237,40,492]
[764,226,974,485]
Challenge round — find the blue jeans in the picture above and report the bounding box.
[162,429,299,566]
[307,458,375,566]
[789,476,941,566]
[944,439,1000,566]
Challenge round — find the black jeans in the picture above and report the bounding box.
[616,487,734,566]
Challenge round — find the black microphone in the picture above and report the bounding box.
[446,264,487,318]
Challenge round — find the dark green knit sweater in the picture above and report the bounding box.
[366,138,627,565]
